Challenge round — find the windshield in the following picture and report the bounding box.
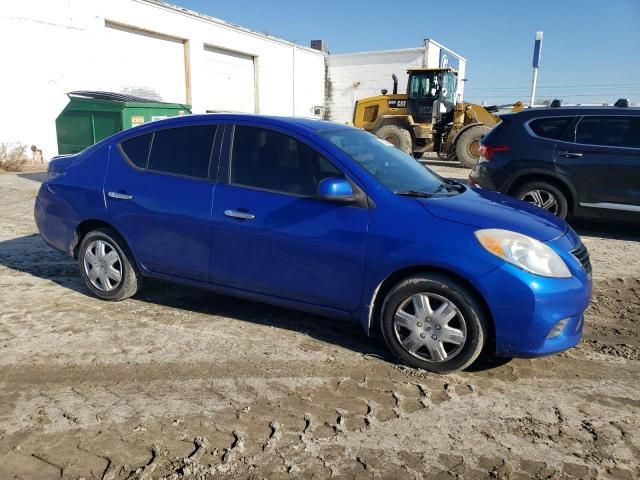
[319,129,443,194]
[409,72,438,98]
[442,72,457,103]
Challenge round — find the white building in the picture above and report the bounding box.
[326,40,467,124]
[0,0,326,158]
[0,1,466,159]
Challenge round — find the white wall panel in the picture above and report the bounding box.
[0,0,325,157]
[200,46,255,113]
[98,22,186,103]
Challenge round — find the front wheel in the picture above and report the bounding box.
[78,228,141,301]
[374,125,413,155]
[455,125,491,168]
[381,274,487,373]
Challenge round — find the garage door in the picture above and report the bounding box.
[98,22,187,103]
[202,45,255,113]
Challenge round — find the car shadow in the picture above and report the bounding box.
[0,233,393,362]
[0,233,509,373]
[571,218,640,242]
[17,172,47,183]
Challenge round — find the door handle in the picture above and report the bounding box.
[107,191,133,200]
[224,209,255,220]
[557,151,583,158]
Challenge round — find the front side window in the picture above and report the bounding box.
[147,125,217,179]
[320,129,443,194]
[575,116,640,148]
[528,117,575,140]
[231,126,344,196]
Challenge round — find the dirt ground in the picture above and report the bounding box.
[0,164,638,480]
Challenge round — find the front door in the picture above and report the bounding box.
[210,124,369,312]
[555,115,640,209]
[104,124,218,281]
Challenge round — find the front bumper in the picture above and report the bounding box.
[478,232,592,358]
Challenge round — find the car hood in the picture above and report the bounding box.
[418,187,568,242]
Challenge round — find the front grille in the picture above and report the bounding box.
[571,243,592,278]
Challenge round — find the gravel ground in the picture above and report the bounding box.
[0,165,638,480]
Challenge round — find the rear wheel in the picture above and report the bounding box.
[381,274,487,373]
[78,228,140,301]
[514,181,569,219]
[374,125,413,155]
[455,125,491,168]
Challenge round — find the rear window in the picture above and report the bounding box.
[148,125,217,179]
[120,134,151,168]
[528,117,575,140]
[575,116,640,148]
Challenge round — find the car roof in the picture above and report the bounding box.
[139,113,353,133]
[511,106,640,119]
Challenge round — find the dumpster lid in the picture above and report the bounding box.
[68,91,163,103]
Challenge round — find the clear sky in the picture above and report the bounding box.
[173,0,640,105]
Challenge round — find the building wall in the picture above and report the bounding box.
[0,0,325,158]
[326,40,466,125]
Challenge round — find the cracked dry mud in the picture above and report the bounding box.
[0,169,639,480]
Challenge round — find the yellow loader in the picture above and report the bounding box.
[352,68,523,167]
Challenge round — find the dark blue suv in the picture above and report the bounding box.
[470,107,640,221]
[35,114,592,373]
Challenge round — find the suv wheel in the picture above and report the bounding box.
[381,274,487,373]
[514,181,568,219]
[78,228,141,301]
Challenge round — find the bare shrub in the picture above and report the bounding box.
[0,143,28,172]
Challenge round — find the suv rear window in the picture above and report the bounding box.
[528,117,575,140]
[576,116,640,148]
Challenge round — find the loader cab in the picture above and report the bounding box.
[406,68,458,123]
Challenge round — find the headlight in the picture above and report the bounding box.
[475,229,571,278]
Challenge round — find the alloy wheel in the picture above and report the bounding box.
[520,189,559,215]
[393,293,467,362]
[83,239,123,292]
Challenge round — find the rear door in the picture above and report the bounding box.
[105,123,219,281]
[210,123,370,312]
[555,115,640,209]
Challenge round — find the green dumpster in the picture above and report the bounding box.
[56,91,191,154]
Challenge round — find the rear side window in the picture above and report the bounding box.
[121,134,151,168]
[576,116,640,148]
[148,125,217,179]
[528,117,575,140]
[231,126,344,196]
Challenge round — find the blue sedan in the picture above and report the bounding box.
[34,114,592,373]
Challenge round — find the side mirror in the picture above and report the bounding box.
[317,177,356,203]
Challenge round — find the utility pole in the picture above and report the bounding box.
[530,31,543,107]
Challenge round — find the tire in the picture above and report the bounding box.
[380,274,487,373]
[374,125,413,155]
[455,125,491,168]
[513,181,569,219]
[78,227,140,301]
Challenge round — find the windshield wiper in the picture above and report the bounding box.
[395,189,434,198]
[430,184,450,195]
[443,178,466,192]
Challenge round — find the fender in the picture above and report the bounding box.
[447,121,483,150]
[369,114,415,132]
[501,167,578,211]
